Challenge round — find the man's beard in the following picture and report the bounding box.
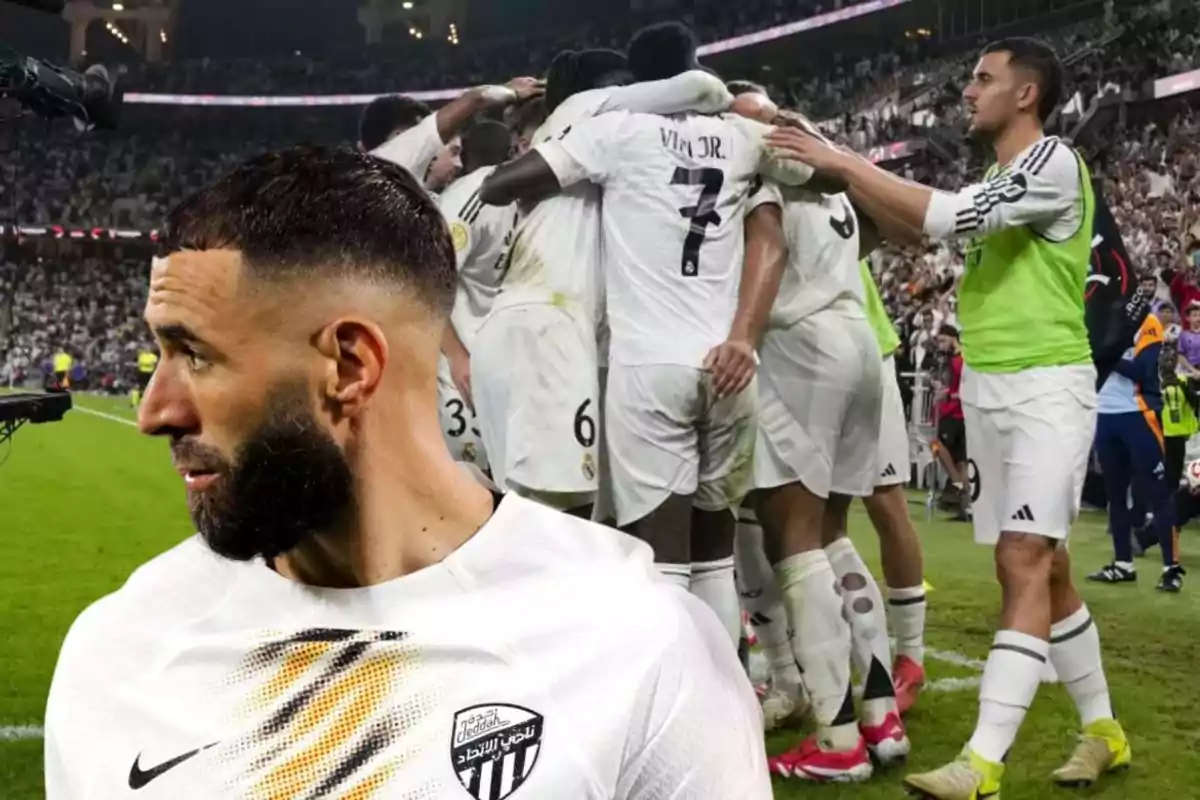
[173,386,356,562]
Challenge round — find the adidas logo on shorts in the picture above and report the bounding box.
[881,463,898,478]
[1011,504,1035,522]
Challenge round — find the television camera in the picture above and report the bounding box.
[0,392,72,446]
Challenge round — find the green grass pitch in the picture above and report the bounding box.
[1,392,1198,798]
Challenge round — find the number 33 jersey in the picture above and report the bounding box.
[45,497,771,800]
[537,111,813,368]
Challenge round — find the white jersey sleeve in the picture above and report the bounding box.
[438,167,516,343]
[536,111,628,189]
[748,177,783,213]
[728,116,816,188]
[924,137,1082,241]
[595,70,732,116]
[369,112,444,180]
[615,594,771,800]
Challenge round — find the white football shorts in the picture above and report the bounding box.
[606,363,757,527]
[876,354,910,488]
[753,303,882,498]
[437,354,490,473]
[471,302,600,496]
[963,365,1098,545]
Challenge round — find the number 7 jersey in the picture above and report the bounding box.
[537,111,811,368]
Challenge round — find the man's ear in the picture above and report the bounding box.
[314,319,388,419]
[1017,80,1039,114]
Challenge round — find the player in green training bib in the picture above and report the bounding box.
[767,38,1129,799]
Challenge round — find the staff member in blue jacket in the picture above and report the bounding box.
[1089,314,1173,584]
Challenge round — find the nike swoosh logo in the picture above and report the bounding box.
[128,742,218,790]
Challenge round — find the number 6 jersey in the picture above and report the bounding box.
[536,111,813,369]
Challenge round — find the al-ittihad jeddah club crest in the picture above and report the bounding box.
[451,703,543,799]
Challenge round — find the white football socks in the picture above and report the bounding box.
[826,537,895,726]
[1049,605,1114,726]
[887,585,927,666]
[691,557,741,649]
[778,550,859,752]
[734,520,803,695]
[969,630,1048,763]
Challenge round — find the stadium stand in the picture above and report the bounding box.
[3,0,1200,418]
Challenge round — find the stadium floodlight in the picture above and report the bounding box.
[0,47,123,129]
[0,392,72,447]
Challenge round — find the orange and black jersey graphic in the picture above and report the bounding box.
[219,628,417,799]
[125,627,545,800]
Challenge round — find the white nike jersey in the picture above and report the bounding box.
[538,111,813,367]
[45,496,770,800]
[750,182,866,329]
[439,166,519,344]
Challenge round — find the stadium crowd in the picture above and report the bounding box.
[121,0,880,96]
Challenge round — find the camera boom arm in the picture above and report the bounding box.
[0,392,72,445]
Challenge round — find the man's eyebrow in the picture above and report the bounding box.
[153,323,205,348]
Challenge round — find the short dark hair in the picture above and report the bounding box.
[161,145,455,315]
[511,97,548,139]
[981,37,1063,122]
[628,21,700,82]
[727,80,769,99]
[358,95,432,151]
[461,120,513,174]
[938,324,960,339]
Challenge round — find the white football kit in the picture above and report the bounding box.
[537,110,814,525]
[876,354,910,487]
[749,184,882,498]
[436,166,519,470]
[46,496,771,800]
[472,72,733,501]
[371,112,445,184]
[923,136,1097,544]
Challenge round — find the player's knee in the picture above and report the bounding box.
[754,483,824,548]
[1048,546,1073,590]
[819,494,851,545]
[993,533,1055,588]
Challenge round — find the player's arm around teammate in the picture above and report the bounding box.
[705,202,785,399]
[768,39,1130,798]
[364,77,544,183]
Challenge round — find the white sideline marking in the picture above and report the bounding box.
[927,675,982,692]
[0,725,43,741]
[73,405,137,427]
[925,647,986,671]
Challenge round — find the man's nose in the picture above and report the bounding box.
[137,362,199,438]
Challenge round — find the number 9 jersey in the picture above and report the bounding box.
[536,110,812,368]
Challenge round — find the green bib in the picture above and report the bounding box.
[860,260,900,358]
[958,148,1094,373]
[1162,383,1198,437]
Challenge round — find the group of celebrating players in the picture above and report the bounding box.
[45,18,1141,800]
[355,20,1132,799]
